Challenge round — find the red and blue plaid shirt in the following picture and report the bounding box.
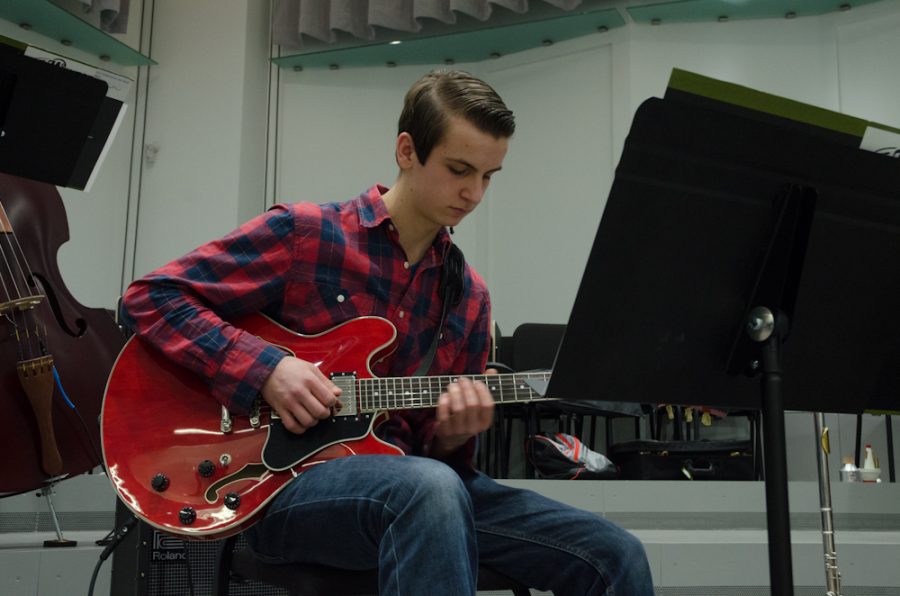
[122,185,491,462]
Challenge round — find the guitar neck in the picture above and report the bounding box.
[356,371,553,411]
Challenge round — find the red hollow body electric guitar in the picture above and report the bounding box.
[101,313,551,539]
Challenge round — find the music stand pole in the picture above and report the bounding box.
[757,319,794,595]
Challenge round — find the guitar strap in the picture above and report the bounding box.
[412,242,465,376]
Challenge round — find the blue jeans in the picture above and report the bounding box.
[246,455,653,595]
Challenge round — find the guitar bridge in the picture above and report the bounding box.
[220,406,232,433]
[249,399,261,428]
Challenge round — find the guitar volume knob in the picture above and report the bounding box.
[150,474,169,492]
[224,492,241,510]
[197,459,216,478]
[179,507,196,525]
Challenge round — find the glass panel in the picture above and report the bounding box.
[0,0,154,66]
[628,0,885,24]
[274,9,624,70]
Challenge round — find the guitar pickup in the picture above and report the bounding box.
[330,372,358,416]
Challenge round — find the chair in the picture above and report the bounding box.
[213,533,531,596]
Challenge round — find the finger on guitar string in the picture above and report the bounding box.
[436,376,495,438]
[261,356,343,434]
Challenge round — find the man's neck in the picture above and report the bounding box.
[381,184,441,265]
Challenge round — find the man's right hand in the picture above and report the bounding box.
[261,356,342,434]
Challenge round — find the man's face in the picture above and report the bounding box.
[407,115,509,229]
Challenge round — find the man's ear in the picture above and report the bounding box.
[396,132,418,170]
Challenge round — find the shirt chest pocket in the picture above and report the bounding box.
[284,281,378,328]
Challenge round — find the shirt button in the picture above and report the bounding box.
[336,294,346,303]
[403,261,410,269]
[398,310,405,318]
[388,224,395,231]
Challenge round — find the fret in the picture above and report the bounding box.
[403,377,413,407]
[426,377,435,407]
[399,377,412,408]
[428,377,438,407]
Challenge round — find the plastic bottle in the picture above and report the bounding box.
[861,444,881,482]
[863,444,877,470]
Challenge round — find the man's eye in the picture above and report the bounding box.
[449,167,466,176]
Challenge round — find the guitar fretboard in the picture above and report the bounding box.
[356,371,552,411]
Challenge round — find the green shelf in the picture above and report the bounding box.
[273,8,624,70]
[0,0,154,66]
[628,0,886,24]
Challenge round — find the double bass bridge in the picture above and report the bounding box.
[0,294,46,315]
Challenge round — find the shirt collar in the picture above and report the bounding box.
[356,185,392,228]
[356,185,454,263]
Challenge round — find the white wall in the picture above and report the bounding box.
[130,0,271,278]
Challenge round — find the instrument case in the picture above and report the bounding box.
[608,439,756,480]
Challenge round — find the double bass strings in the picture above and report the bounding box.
[0,200,48,361]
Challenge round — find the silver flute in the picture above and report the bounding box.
[814,412,842,596]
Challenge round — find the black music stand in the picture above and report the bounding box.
[539,73,900,594]
[0,39,113,190]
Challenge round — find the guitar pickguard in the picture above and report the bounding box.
[262,412,388,471]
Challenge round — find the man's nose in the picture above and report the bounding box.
[461,180,485,204]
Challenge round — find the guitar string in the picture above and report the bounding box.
[252,374,551,416]
[355,373,551,411]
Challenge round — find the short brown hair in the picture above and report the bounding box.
[398,69,515,164]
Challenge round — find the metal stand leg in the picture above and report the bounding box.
[886,416,895,483]
[40,484,77,548]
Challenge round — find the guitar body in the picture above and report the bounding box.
[101,313,403,539]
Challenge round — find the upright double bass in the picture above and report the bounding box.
[0,172,124,494]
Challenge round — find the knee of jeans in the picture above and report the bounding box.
[394,458,470,512]
[607,528,650,579]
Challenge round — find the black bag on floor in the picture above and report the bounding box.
[525,432,619,480]
[609,439,755,480]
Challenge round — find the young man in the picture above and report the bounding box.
[122,69,653,595]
